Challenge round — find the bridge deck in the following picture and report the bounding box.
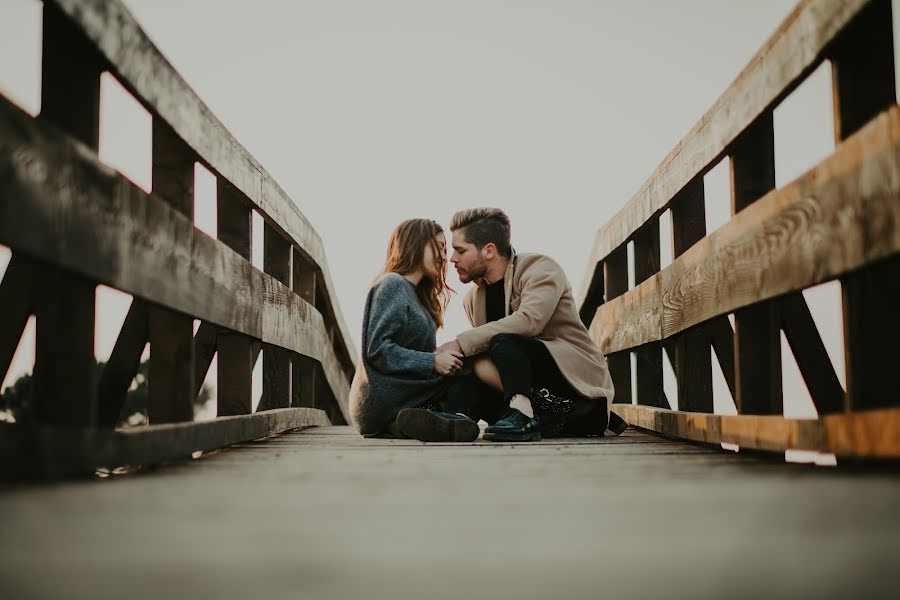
[1,426,898,599]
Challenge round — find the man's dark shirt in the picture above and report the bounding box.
[485,278,505,324]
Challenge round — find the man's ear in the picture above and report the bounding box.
[482,243,497,260]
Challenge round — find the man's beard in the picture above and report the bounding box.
[458,259,488,284]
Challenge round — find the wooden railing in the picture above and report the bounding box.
[580,0,900,459]
[0,0,357,475]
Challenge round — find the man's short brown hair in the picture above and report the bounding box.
[450,207,512,258]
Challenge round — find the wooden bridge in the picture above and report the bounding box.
[1,1,898,598]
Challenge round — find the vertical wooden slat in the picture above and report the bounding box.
[32,5,102,426]
[148,121,195,423]
[669,177,713,412]
[578,261,606,327]
[604,245,631,404]
[830,0,900,411]
[632,219,667,408]
[192,322,218,399]
[258,224,291,411]
[291,249,321,409]
[730,112,782,414]
[216,180,253,415]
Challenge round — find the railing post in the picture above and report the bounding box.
[830,0,900,411]
[258,224,291,411]
[669,177,713,412]
[216,181,254,416]
[32,4,102,426]
[292,250,321,409]
[729,112,782,415]
[632,219,666,408]
[603,245,631,404]
[148,121,196,423]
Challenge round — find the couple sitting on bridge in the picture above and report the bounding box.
[349,208,624,442]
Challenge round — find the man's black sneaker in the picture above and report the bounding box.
[483,408,541,442]
[396,408,480,442]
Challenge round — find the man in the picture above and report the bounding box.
[396,207,625,442]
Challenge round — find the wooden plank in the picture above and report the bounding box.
[46,0,357,371]
[217,331,253,416]
[217,180,251,261]
[259,225,291,411]
[830,0,900,412]
[578,0,871,306]
[31,4,102,427]
[0,257,35,385]
[148,120,195,424]
[97,300,148,427]
[632,219,666,408]
[603,246,631,404]
[0,407,329,477]
[780,292,845,414]
[589,105,900,355]
[292,250,317,307]
[0,95,352,418]
[669,178,713,412]
[611,403,900,458]
[730,112,782,414]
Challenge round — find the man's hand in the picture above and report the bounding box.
[435,339,463,356]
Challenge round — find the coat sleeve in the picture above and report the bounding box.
[365,277,436,377]
[456,256,566,357]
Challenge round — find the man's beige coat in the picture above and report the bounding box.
[456,251,615,410]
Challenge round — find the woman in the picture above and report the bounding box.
[349,219,479,441]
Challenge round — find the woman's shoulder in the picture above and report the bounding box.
[370,272,414,298]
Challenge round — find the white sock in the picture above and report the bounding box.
[509,394,534,418]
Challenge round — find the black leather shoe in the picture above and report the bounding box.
[483,408,541,442]
[396,408,480,442]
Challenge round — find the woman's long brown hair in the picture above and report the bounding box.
[380,219,451,328]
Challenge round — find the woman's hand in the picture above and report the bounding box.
[434,350,464,376]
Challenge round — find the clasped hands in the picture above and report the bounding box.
[433,339,464,377]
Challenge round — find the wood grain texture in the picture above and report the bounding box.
[577,0,871,308]
[611,403,900,457]
[0,95,350,420]
[44,0,357,370]
[590,105,900,354]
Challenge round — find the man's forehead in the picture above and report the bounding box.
[450,230,472,246]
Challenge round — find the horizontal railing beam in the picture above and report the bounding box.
[611,404,900,458]
[579,0,872,306]
[45,0,356,370]
[590,104,900,355]
[0,94,351,421]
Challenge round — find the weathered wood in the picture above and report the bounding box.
[578,0,871,305]
[730,112,782,414]
[611,403,900,458]
[669,178,713,412]
[259,225,292,411]
[148,306,194,424]
[830,0,900,412]
[780,292,845,414]
[291,354,318,409]
[217,179,251,261]
[632,220,666,408]
[31,5,102,427]
[0,407,329,477]
[589,105,900,356]
[217,330,253,416]
[45,0,357,371]
[0,95,351,420]
[148,120,195,424]
[603,246,631,404]
[97,300,148,427]
[292,250,317,307]
[0,257,35,385]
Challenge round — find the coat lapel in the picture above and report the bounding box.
[503,249,517,317]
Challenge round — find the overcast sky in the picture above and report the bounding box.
[4,0,891,424]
